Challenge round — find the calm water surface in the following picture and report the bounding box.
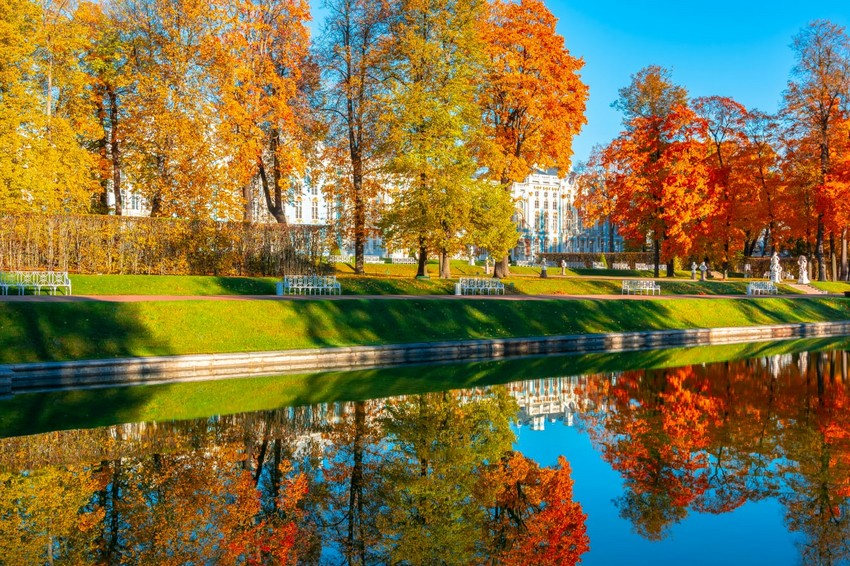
[2,341,850,565]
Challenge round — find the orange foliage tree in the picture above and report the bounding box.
[477,0,588,277]
[315,0,391,273]
[782,20,850,280]
[588,104,712,275]
[215,0,318,224]
[692,96,756,273]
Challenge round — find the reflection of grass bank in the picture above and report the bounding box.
[1,297,848,364]
[1,337,846,438]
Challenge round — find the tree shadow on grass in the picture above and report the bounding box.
[0,300,173,436]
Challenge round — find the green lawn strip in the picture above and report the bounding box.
[2,336,846,439]
[71,274,279,296]
[70,273,796,297]
[811,281,850,293]
[0,297,847,364]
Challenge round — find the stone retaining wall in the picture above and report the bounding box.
[4,320,850,394]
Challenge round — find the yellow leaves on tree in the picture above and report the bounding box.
[0,0,99,215]
[215,0,316,224]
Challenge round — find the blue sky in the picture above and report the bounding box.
[551,0,850,166]
[309,0,850,168]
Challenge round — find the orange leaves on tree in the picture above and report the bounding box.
[594,105,713,264]
[478,0,588,185]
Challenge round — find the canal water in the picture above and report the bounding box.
[1,338,849,565]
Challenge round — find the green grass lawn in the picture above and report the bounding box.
[68,272,800,297]
[0,296,847,364]
[811,281,850,293]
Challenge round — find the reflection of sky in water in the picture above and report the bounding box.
[514,417,798,565]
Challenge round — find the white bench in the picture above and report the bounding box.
[591,261,605,269]
[391,257,417,264]
[327,255,352,264]
[0,271,72,295]
[634,263,657,271]
[364,255,383,264]
[611,262,630,270]
[456,277,505,295]
[622,280,660,295]
[278,275,341,295]
[746,281,778,295]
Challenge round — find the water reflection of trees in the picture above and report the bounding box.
[0,388,589,565]
[583,348,850,561]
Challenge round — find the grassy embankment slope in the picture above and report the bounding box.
[0,296,848,364]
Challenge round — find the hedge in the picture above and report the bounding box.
[0,214,327,276]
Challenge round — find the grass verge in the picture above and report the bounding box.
[68,273,801,297]
[0,296,847,364]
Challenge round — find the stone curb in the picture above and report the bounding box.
[4,320,850,394]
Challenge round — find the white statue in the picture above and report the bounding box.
[797,255,809,285]
[698,261,708,281]
[769,252,782,283]
[691,262,697,280]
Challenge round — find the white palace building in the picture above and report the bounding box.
[510,168,623,262]
[112,168,622,261]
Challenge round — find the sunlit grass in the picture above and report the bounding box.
[69,272,801,297]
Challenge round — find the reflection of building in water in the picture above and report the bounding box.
[506,375,601,432]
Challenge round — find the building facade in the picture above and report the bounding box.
[509,169,623,262]
[110,168,621,261]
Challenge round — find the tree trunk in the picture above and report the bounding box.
[439,249,451,278]
[108,87,122,216]
[830,233,837,283]
[351,132,366,275]
[346,402,367,565]
[94,94,109,213]
[666,259,674,278]
[493,256,509,279]
[242,181,253,223]
[607,216,614,252]
[841,228,848,281]
[652,238,660,278]
[416,239,428,277]
[816,214,826,281]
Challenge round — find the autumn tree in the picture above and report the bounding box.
[589,92,712,276]
[316,0,391,273]
[603,66,707,277]
[782,20,850,280]
[115,0,243,218]
[740,110,783,256]
[482,452,589,565]
[380,0,487,279]
[477,0,587,277]
[693,96,753,273]
[76,1,131,215]
[377,390,516,562]
[0,0,99,214]
[215,0,320,224]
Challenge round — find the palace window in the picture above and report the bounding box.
[295,199,302,221]
[312,199,319,221]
